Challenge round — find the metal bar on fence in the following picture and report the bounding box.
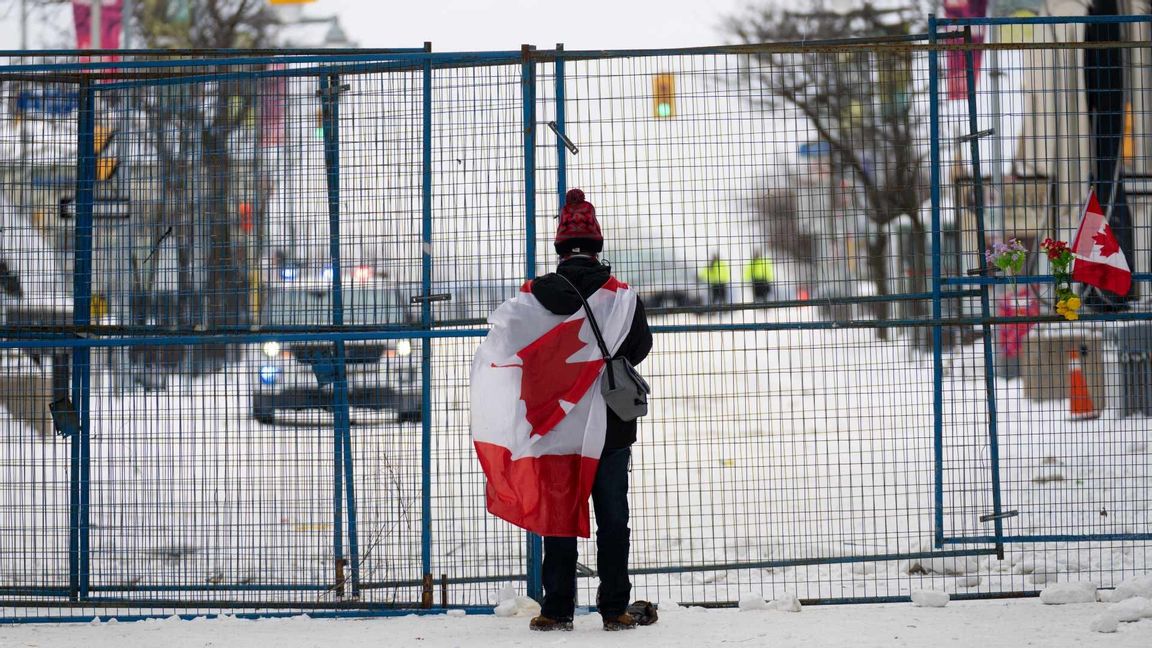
[420,41,435,589]
[69,79,96,602]
[82,54,530,92]
[945,532,1152,544]
[16,305,1152,350]
[961,26,1006,559]
[520,43,543,604]
[0,51,520,74]
[319,72,358,598]
[0,47,427,57]
[938,15,1152,27]
[927,13,946,552]
[0,289,994,342]
[555,43,568,202]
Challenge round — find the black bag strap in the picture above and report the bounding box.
[552,273,619,389]
[552,273,611,361]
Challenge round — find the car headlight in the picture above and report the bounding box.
[396,340,413,357]
[259,365,281,385]
[262,341,282,358]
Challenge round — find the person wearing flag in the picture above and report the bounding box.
[471,188,652,632]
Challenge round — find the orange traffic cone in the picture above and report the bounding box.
[1068,349,1099,421]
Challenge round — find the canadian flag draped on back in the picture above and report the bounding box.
[471,278,637,537]
[1072,190,1132,297]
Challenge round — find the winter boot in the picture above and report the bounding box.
[602,612,638,631]
[529,615,573,632]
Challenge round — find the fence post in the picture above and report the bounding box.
[421,41,435,590]
[555,43,568,203]
[70,79,96,601]
[521,43,544,603]
[927,14,946,551]
[319,71,359,597]
[961,26,1006,559]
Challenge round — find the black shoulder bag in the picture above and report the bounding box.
[554,273,650,421]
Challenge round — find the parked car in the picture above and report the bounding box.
[251,268,421,425]
[603,249,709,310]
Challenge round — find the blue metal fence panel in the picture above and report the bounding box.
[1,18,1151,621]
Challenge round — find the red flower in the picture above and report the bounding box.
[1041,237,1069,261]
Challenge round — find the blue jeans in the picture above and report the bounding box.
[540,446,631,620]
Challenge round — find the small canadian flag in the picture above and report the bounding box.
[1071,189,1132,297]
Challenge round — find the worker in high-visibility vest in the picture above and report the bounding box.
[699,254,731,305]
[746,251,776,302]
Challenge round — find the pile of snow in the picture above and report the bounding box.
[1102,574,1152,603]
[491,584,540,618]
[1089,613,1120,633]
[1109,597,1152,623]
[738,592,770,611]
[1014,557,1059,585]
[1039,582,1097,605]
[911,590,950,608]
[769,592,802,612]
[904,553,984,576]
[738,591,801,612]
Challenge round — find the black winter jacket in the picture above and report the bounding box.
[530,256,653,450]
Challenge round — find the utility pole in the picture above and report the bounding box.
[19,0,27,49]
[123,0,133,49]
[91,0,102,50]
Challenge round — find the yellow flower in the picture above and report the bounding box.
[1064,310,1080,321]
[1066,296,1081,310]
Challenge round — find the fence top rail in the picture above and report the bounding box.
[0,47,427,58]
[526,31,944,60]
[0,49,527,75]
[936,14,1152,27]
[84,55,530,90]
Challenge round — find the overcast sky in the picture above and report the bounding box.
[0,0,757,52]
[324,0,752,51]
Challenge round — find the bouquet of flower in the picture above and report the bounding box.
[985,238,1028,292]
[1041,237,1080,321]
[985,238,1028,276]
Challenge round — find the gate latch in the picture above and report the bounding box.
[978,510,1019,523]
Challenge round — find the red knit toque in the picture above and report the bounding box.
[554,188,603,255]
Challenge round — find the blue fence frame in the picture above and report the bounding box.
[931,12,1152,547]
[2,13,1152,622]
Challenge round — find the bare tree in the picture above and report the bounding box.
[755,190,816,265]
[133,0,277,49]
[724,1,932,337]
[129,0,278,336]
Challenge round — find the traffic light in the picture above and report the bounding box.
[94,124,118,181]
[653,73,675,119]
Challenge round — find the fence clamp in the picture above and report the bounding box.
[410,293,452,305]
[978,510,1019,523]
[956,128,995,143]
[49,397,80,438]
[546,121,579,155]
[315,83,351,98]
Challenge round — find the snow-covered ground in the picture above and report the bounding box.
[1,598,1151,647]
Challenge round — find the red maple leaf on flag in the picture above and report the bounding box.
[1093,227,1120,258]
[493,318,604,438]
